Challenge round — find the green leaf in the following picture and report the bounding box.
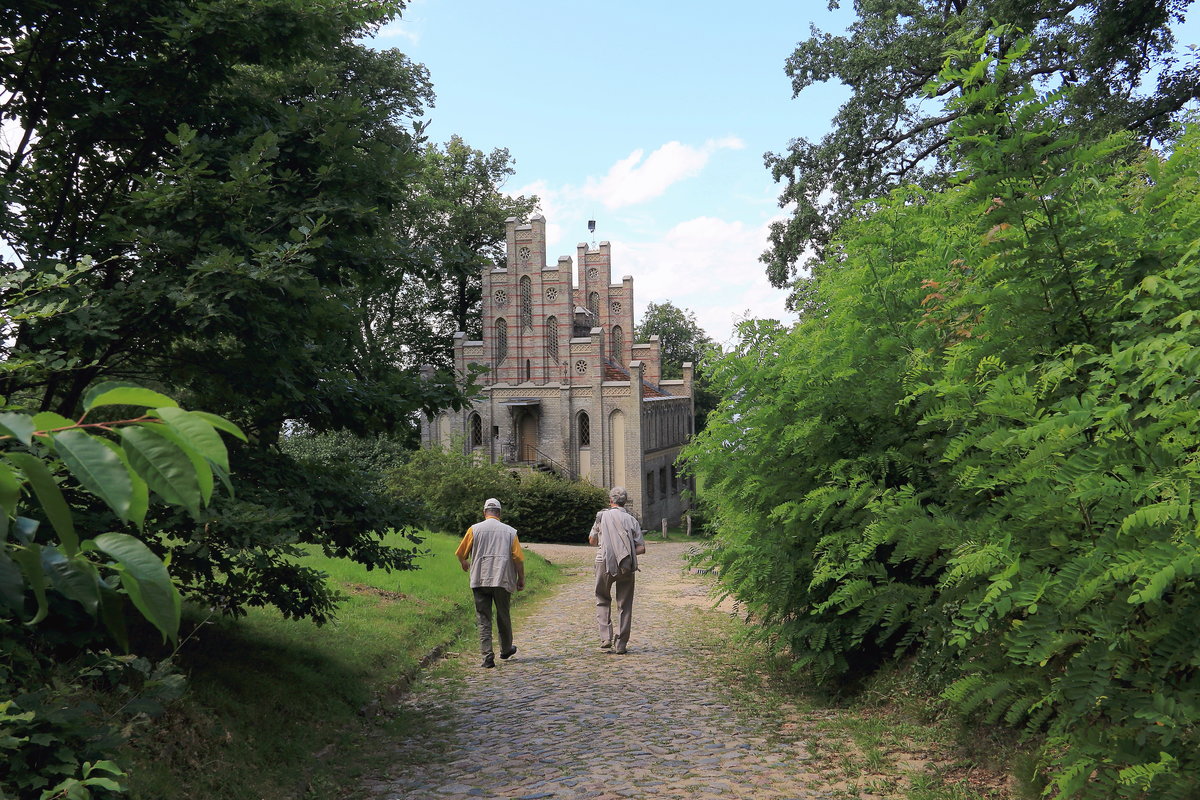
[83,381,178,412]
[0,412,36,446]
[85,760,125,777]
[52,429,136,522]
[10,544,48,624]
[96,438,149,529]
[0,550,25,611]
[82,777,123,791]
[31,411,76,433]
[118,426,203,520]
[6,453,78,555]
[190,411,248,442]
[12,516,39,544]
[136,422,213,507]
[0,459,21,517]
[93,532,180,642]
[154,407,230,471]
[40,548,101,616]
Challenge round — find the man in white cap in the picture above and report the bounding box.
[456,497,525,668]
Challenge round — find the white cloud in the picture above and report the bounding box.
[373,21,419,45]
[619,215,793,347]
[582,137,744,210]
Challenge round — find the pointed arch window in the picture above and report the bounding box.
[545,315,559,364]
[578,411,591,447]
[611,325,624,361]
[495,318,508,364]
[520,276,533,331]
[470,413,483,448]
[588,291,600,320]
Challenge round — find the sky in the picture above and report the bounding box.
[367,0,859,347]
[372,1,1200,347]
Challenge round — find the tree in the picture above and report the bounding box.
[636,301,720,431]
[637,301,714,380]
[353,136,538,375]
[0,0,473,622]
[763,0,1199,298]
[690,41,1200,798]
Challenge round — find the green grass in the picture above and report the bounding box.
[642,520,706,543]
[122,529,563,800]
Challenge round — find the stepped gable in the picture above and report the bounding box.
[603,359,671,398]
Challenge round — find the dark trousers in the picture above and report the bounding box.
[472,586,513,656]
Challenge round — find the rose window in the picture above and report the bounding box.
[587,267,599,281]
[545,286,558,301]
[518,246,531,264]
[493,289,507,306]
[610,300,622,314]
[574,359,589,375]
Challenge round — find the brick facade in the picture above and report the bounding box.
[421,215,694,531]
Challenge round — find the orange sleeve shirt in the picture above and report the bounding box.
[455,526,524,563]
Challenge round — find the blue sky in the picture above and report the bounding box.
[375,1,1200,347]
[370,0,858,346]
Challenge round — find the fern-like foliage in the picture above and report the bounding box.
[684,36,1200,800]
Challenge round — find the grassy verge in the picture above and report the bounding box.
[122,529,563,800]
[678,606,1035,800]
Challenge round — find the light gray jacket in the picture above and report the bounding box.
[591,506,645,578]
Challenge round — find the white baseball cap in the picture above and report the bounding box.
[483,498,502,510]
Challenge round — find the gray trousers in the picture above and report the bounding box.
[594,562,635,646]
[473,586,513,656]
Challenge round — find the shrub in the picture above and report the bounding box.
[505,473,608,544]
[685,38,1200,800]
[387,447,607,542]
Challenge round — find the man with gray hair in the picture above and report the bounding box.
[456,497,525,668]
[589,486,646,654]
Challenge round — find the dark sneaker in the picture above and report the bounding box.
[500,646,518,660]
[481,653,495,668]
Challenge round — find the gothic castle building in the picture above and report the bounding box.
[421,215,693,531]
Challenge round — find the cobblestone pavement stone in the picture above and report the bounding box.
[357,540,842,800]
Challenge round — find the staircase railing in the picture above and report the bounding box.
[530,446,574,480]
[501,441,574,480]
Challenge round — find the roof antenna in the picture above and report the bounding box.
[587,218,596,247]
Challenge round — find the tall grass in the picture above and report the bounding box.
[123,529,562,799]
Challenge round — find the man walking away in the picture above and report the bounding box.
[590,486,646,654]
[457,498,525,668]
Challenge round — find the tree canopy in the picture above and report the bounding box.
[0,0,502,624]
[636,301,714,380]
[763,0,1199,299]
[692,40,1200,798]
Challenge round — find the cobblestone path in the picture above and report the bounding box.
[358,541,837,800]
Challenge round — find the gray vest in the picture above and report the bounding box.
[467,517,520,593]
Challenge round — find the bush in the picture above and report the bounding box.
[505,473,608,544]
[387,447,607,542]
[685,41,1200,800]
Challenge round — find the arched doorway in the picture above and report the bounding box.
[517,412,538,462]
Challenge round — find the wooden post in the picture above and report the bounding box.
[661,518,668,540]
[686,512,692,537]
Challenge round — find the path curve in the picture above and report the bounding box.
[359,541,834,800]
